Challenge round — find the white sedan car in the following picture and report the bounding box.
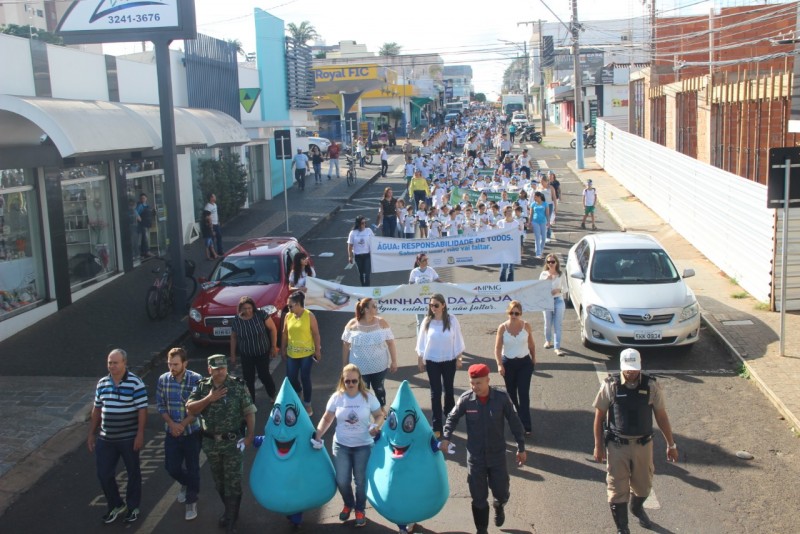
[565,233,700,351]
[309,136,331,155]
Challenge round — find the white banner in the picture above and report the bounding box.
[370,228,522,274]
[305,277,554,314]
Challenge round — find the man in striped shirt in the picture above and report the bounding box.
[87,348,148,524]
[156,347,203,521]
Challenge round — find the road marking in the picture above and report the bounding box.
[344,262,354,270]
[537,159,548,170]
[592,362,661,510]
[334,275,344,283]
[137,453,209,533]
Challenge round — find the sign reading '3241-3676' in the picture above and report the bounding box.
[57,0,196,44]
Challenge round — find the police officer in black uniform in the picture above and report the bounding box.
[593,349,679,534]
[440,363,527,534]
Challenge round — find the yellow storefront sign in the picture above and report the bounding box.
[314,65,378,83]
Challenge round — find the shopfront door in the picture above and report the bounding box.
[126,170,167,262]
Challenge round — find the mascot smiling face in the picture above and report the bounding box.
[250,378,336,514]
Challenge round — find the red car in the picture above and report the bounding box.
[188,237,312,345]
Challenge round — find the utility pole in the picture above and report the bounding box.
[538,19,547,136]
[523,40,530,115]
[651,0,657,65]
[572,0,585,169]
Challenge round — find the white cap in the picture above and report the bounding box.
[619,348,641,371]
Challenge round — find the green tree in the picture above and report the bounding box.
[389,107,405,130]
[473,93,487,103]
[226,38,245,57]
[378,42,401,56]
[286,21,318,44]
[198,153,249,223]
[1,24,63,45]
[314,50,326,59]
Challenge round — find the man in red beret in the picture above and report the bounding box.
[440,363,527,534]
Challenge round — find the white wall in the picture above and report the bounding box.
[117,58,159,104]
[603,85,629,118]
[48,44,108,100]
[0,35,35,96]
[177,152,195,237]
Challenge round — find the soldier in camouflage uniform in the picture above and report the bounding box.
[187,355,256,534]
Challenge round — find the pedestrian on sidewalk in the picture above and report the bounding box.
[593,349,679,534]
[135,193,154,258]
[87,349,148,525]
[204,193,224,255]
[439,364,527,534]
[281,291,322,415]
[310,145,324,185]
[357,137,366,167]
[540,254,566,356]
[377,187,398,238]
[201,210,218,260]
[291,148,309,191]
[230,296,279,404]
[156,347,203,521]
[347,215,375,287]
[327,141,341,180]
[530,192,550,259]
[187,355,256,533]
[380,144,389,177]
[581,179,598,230]
[494,301,536,435]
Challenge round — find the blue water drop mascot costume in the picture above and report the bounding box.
[439,363,527,534]
[250,378,336,528]
[367,380,449,533]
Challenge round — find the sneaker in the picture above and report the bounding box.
[555,348,564,357]
[177,485,187,503]
[543,342,553,349]
[354,511,367,527]
[592,225,598,230]
[101,504,127,524]
[185,502,197,521]
[339,506,352,521]
[580,222,586,229]
[123,508,140,523]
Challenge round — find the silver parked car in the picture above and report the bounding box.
[565,233,700,351]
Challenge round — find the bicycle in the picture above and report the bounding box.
[345,154,357,186]
[145,257,198,320]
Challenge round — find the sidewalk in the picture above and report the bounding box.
[0,155,402,514]
[564,150,800,435]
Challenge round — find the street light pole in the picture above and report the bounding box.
[538,19,547,137]
[572,0,585,169]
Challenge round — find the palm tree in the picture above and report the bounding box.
[389,108,405,131]
[378,42,401,56]
[286,21,318,45]
[226,38,244,57]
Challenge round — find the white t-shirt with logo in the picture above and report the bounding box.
[326,391,381,447]
[347,228,374,255]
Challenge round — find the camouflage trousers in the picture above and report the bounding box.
[203,438,243,497]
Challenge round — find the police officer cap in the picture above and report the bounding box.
[619,348,641,371]
[468,363,490,378]
[208,354,228,369]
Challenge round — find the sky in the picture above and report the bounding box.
[103,0,774,99]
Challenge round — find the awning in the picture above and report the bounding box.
[410,97,433,108]
[312,108,343,117]
[0,95,249,158]
[362,106,393,114]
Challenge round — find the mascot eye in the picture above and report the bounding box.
[285,407,298,427]
[271,407,282,426]
[387,411,398,430]
[402,414,416,433]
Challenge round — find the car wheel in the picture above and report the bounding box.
[580,308,593,348]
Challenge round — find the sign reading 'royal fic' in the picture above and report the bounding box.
[313,66,379,83]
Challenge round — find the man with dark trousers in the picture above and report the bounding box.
[593,348,679,534]
[440,364,526,534]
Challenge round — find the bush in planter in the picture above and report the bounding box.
[198,153,249,223]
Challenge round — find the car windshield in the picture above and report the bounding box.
[211,255,281,286]
[590,249,680,284]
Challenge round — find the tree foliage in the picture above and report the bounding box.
[378,42,401,56]
[198,153,249,223]
[226,38,244,57]
[388,107,405,129]
[1,24,63,45]
[473,93,487,103]
[286,21,318,44]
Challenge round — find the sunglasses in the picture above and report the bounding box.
[509,311,521,316]
[344,379,359,385]
[430,303,442,309]
[546,260,557,264]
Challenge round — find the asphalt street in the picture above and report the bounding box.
[4,147,800,533]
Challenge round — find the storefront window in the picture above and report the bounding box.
[118,159,165,262]
[0,168,45,320]
[245,144,265,204]
[190,148,213,218]
[53,163,117,290]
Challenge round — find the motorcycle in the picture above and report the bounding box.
[570,134,596,149]
[519,125,542,144]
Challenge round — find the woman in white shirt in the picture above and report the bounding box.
[288,251,316,293]
[409,253,441,333]
[415,293,465,436]
[314,364,385,527]
[493,300,536,434]
[347,215,375,287]
[341,298,398,409]
[539,254,566,356]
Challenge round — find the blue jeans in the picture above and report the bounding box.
[286,355,314,403]
[425,359,457,433]
[500,263,515,282]
[543,297,565,350]
[332,442,372,512]
[546,203,554,238]
[363,369,387,407]
[382,216,397,238]
[95,437,141,510]
[502,356,534,432]
[532,222,547,257]
[213,223,223,255]
[164,431,201,504]
[354,253,371,287]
